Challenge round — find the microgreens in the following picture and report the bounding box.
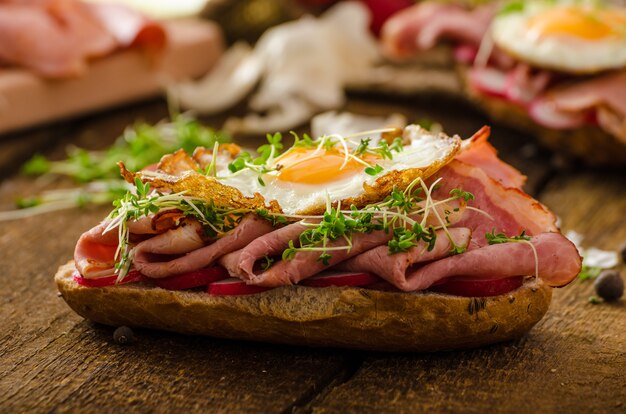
[365,165,384,176]
[22,115,228,183]
[498,0,525,15]
[226,128,405,183]
[279,177,475,264]
[105,180,246,279]
[291,131,315,148]
[261,256,275,271]
[485,229,531,244]
[578,265,602,281]
[485,229,538,277]
[227,133,284,184]
[7,115,228,220]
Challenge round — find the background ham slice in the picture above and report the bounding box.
[381,2,494,58]
[0,0,165,78]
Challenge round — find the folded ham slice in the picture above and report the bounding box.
[430,159,556,250]
[457,126,526,189]
[133,214,275,278]
[74,221,120,278]
[74,214,176,278]
[225,221,310,280]
[336,227,471,290]
[248,227,395,288]
[381,2,494,57]
[538,71,626,142]
[395,232,581,291]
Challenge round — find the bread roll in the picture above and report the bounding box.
[55,262,551,352]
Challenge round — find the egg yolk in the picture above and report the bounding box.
[527,6,626,40]
[274,148,379,184]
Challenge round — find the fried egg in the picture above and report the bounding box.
[217,125,461,215]
[491,1,626,74]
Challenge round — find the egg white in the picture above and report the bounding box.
[491,1,626,74]
[216,126,460,215]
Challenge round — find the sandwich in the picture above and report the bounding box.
[381,0,626,164]
[55,125,582,352]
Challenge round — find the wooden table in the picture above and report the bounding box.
[1,95,624,413]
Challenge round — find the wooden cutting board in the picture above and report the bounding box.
[0,18,223,135]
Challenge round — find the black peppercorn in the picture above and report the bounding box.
[594,270,624,302]
[113,326,135,344]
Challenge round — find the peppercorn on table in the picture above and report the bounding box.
[0,96,624,413]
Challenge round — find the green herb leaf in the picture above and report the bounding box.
[499,0,525,15]
[365,164,384,176]
[578,265,602,281]
[21,154,51,176]
[486,229,531,244]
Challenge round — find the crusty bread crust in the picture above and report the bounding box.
[55,262,552,352]
[457,65,626,165]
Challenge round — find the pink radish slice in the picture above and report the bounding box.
[468,66,508,98]
[153,266,229,290]
[73,270,145,287]
[207,278,273,296]
[504,65,552,106]
[528,98,587,129]
[504,67,533,105]
[453,44,477,64]
[299,271,381,288]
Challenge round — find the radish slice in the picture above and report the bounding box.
[468,66,508,98]
[299,271,380,288]
[153,267,229,291]
[428,276,524,297]
[454,45,477,64]
[504,65,552,106]
[73,270,145,287]
[528,98,587,129]
[207,278,273,296]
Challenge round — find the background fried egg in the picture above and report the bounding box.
[491,1,626,74]
[217,126,460,215]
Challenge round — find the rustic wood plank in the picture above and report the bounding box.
[306,171,626,414]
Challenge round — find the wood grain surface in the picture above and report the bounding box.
[0,96,624,413]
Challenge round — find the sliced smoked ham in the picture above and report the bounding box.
[393,232,581,291]
[74,221,120,278]
[456,126,526,189]
[84,3,166,50]
[133,214,275,278]
[430,159,557,250]
[248,227,395,288]
[335,227,472,289]
[381,2,494,57]
[0,0,165,78]
[74,215,174,278]
[544,72,626,117]
[231,221,310,280]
